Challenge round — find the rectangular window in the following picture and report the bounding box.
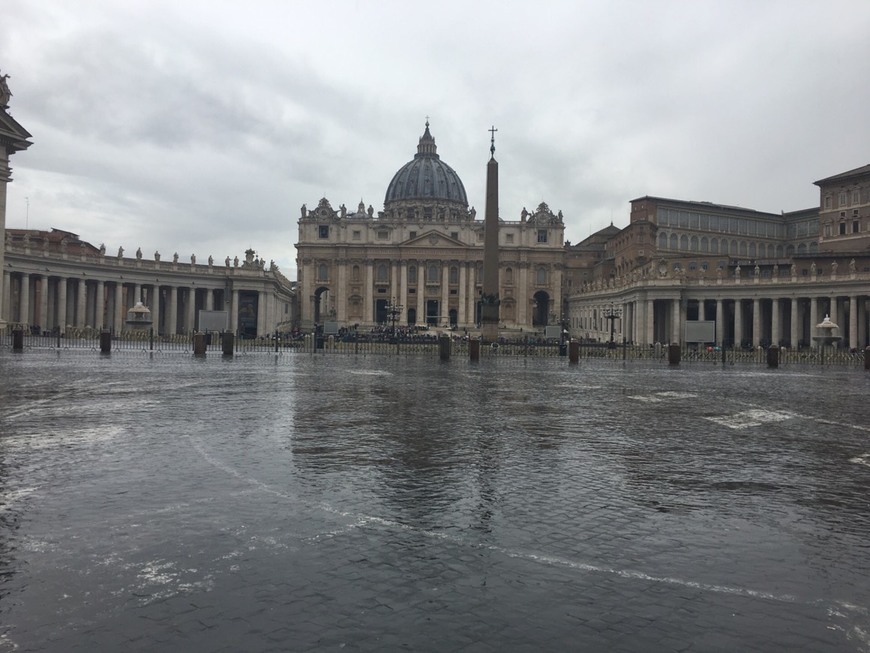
[450,231,459,240]
[537,229,548,243]
[825,196,832,209]
[840,192,847,207]
[853,221,860,233]
[409,231,417,239]
[318,225,329,238]
[352,230,361,240]
[506,233,514,243]
[377,231,389,240]
[853,190,860,204]
[839,222,846,235]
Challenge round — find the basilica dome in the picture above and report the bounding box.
[384,122,468,210]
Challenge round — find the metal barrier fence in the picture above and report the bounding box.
[1,326,866,366]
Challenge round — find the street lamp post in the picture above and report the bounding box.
[603,304,622,349]
[385,299,403,348]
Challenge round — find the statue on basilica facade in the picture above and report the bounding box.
[225,256,231,267]
[154,251,161,261]
[301,204,307,218]
[831,261,838,275]
[849,258,857,274]
[208,255,213,266]
[136,247,142,260]
[117,246,124,258]
[173,252,179,263]
[340,204,347,219]
[190,254,196,265]
[99,243,106,256]
[0,71,12,110]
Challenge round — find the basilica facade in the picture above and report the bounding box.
[295,123,566,333]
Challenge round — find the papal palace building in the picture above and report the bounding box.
[566,164,870,350]
[295,122,566,332]
[0,73,294,337]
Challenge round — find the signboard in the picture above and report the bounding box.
[544,326,563,339]
[198,310,228,332]
[684,320,716,343]
[323,321,340,335]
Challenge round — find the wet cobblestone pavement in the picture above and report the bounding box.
[1,351,869,651]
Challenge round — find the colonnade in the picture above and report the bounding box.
[2,271,251,335]
[572,289,870,350]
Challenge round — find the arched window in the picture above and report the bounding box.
[690,235,699,251]
[700,236,708,253]
[748,242,756,258]
[351,265,360,282]
[711,238,719,254]
[680,235,689,251]
[408,265,417,284]
[449,266,458,284]
[669,233,678,250]
[658,232,668,249]
[505,267,514,284]
[536,267,547,285]
[739,241,747,256]
[427,264,439,283]
[318,263,328,281]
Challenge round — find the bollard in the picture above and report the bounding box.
[12,329,24,352]
[193,332,206,357]
[99,329,112,354]
[865,346,870,371]
[569,340,580,364]
[668,343,681,366]
[222,331,235,356]
[766,345,780,369]
[469,338,480,362]
[439,334,451,361]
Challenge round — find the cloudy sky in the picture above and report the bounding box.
[3,0,869,276]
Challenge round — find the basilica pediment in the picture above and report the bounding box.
[402,230,465,248]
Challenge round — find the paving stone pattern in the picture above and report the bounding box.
[0,352,868,652]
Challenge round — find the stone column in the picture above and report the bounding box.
[17,273,30,325]
[518,263,529,328]
[809,297,818,348]
[671,298,680,344]
[752,298,761,347]
[56,277,68,331]
[400,261,408,325]
[113,282,123,333]
[169,286,179,335]
[150,285,160,335]
[337,261,347,324]
[364,261,374,325]
[849,295,859,351]
[76,278,87,327]
[416,261,425,325]
[255,291,266,336]
[230,289,239,333]
[715,298,724,346]
[734,299,743,348]
[790,298,799,349]
[458,263,467,326]
[186,288,196,333]
[645,299,654,345]
[441,264,450,327]
[39,276,49,332]
[205,289,214,311]
[2,271,11,324]
[859,298,868,349]
[771,298,780,347]
[96,281,105,330]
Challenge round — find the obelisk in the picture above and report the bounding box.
[480,126,500,342]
